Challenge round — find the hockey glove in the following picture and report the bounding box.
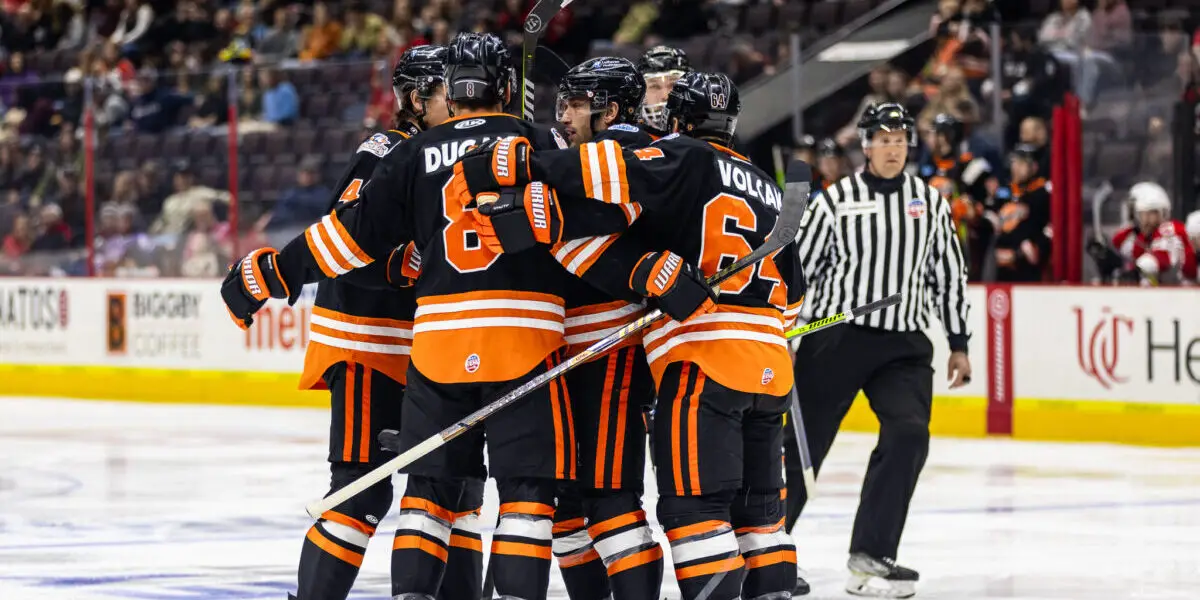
[630,251,717,323]
[474,182,563,254]
[221,247,291,330]
[452,136,533,200]
[385,241,423,288]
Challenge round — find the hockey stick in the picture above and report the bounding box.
[786,384,817,501]
[521,0,574,121]
[534,45,572,85]
[782,293,901,340]
[304,164,812,519]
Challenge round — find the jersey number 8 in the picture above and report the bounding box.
[442,179,500,273]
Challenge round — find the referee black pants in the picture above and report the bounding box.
[785,325,933,560]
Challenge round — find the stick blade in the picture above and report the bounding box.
[771,159,813,246]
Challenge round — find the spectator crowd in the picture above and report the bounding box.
[0,0,1198,283]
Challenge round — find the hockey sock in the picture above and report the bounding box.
[296,465,392,600]
[553,487,610,600]
[730,488,796,599]
[391,476,466,597]
[659,492,745,600]
[439,479,485,600]
[493,477,558,600]
[584,489,663,600]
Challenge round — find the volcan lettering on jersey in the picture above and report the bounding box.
[717,159,781,210]
[423,136,495,173]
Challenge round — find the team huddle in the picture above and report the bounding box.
[222,33,811,600]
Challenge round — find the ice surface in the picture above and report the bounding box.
[2,397,1200,599]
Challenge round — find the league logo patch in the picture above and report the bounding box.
[455,118,487,129]
[357,133,393,157]
[465,353,481,373]
[906,198,926,218]
[761,367,774,385]
[609,123,640,132]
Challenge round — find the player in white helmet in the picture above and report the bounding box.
[1107,182,1198,285]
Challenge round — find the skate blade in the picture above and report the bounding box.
[845,572,916,598]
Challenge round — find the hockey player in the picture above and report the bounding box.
[220,33,594,600]
[917,113,997,279]
[815,138,847,191]
[990,144,1050,282]
[462,71,804,600]
[637,45,691,137]
[285,45,483,600]
[1091,182,1198,285]
[550,56,664,600]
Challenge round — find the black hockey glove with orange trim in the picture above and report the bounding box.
[629,251,717,323]
[221,247,291,330]
[474,182,563,254]
[452,136,533,200]
[385,241,423,288]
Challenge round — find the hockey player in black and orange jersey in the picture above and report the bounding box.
[219,32,611,600]
[815,137,846,191]
[990,144,1051,282]
[917,113,997,279]
[638,45,691,138]
[285,45,480,600]
[463,71,805,600]
[549,57,664,600]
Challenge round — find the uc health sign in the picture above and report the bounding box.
[1011,287,1200,405]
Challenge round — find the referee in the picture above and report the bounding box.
[787,103,972,599]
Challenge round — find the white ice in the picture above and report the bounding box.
[2,397,1199,600]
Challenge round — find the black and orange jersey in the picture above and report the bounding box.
[280,112,576,385]
[532,133,804,396]
[299,125,419,391]
[556,123,655,357]
[993,177,1051,281]
[917,151,993,209]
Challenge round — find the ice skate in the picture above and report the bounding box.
[792,571,811,596]
[845,553,918,598]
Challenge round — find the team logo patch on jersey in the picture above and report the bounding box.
[906,198,926,218]
[455,118,487,129]
[465,353,481,373]
[551,128,568,149]
[357,133,394,157]
[761,367,775,386]
[609,123,640,132]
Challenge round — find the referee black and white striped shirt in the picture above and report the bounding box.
[794,170,971,351]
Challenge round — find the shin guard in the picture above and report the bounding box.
[493,478,558,600]
[296,465,391,600]
[659,492,745,600]
[731,489,796,599]
[439,479,485,600]
[391,476,466,598]
[584,489,663,600]
[553,488,610,600]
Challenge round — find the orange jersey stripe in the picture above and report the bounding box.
[587,510,647,538]
[299,307,413,390]
[306,527,364,567]
[670,362,690,496]
[343,363,356,462]
[594,353,616,488]
[687,370,704,494]
[492,540,553,560]
[666,520,728,543]
[607,546,663,575]
[558,548,601,568]
[499,502,556,518]
[563,301,644,356]
[359,368,372,463]
[449,534,483,552]
[745,549,797,570]
[610,353,633,488]
[675,555,744,580]
[400,497,455,523]
[552,518,587,534]
[734,517,786,535]
[643,306,793,396]
[553,235,619,277]
[393,534,449,562]
[322,510,377,536]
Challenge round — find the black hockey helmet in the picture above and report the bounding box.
[857,102,917,147]
[932,112,964,149]
[638,45,691,76]
[444,32,513,106]
[816,137,844,158]
[664,71,741,145]
[639,45,691,132]
[796,134,817,150]
[393,44,446,128]
[556,56,646,125]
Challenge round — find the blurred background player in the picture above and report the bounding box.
[1188,211,1200,277]
[815,137,849,191]
[550,56,664,600]
[917,113,997,280]
[1090,182,1198,286]
[637,45,691,137]
[990,144,1050,283]
[792,103,973,598]
[288,45,485,600]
